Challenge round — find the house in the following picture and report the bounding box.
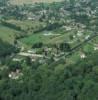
[12,58,22,62]
[27,50,36,54]
[94,44,98,50]
[19,52,43,58]
[85,35,90,40]
[77,31,83,37]
[80,53,86,59]
[9,70,23,80]
[62,26,72,31]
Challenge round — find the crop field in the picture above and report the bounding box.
[10,0,63,5]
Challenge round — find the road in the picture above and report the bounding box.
[61,33,98,58]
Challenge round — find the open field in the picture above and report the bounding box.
[10,0,63,5]
[20,30,76,47]
[6,19,46,32]
[0,24,19,44]
[20,31,59,46]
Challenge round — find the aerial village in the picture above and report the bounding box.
[0,0,98,80]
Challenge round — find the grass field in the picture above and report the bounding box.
[6,19,46,32]
[20,30,77,47]
[0,24,19,44]
[10,0,63,5]
[20,29,93,49]
[20,31,59,46]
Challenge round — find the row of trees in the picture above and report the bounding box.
[1,21,22,31]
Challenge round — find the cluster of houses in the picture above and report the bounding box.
[10,43,98,80]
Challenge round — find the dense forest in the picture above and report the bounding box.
[0,51,98,100]
[0,39,18,57]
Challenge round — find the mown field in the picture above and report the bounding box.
[20,30,77,47]
[10,0,63,5]
[20,31,60,46]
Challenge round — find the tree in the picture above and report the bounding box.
[25,57,32,66]
[59,42,71,52]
